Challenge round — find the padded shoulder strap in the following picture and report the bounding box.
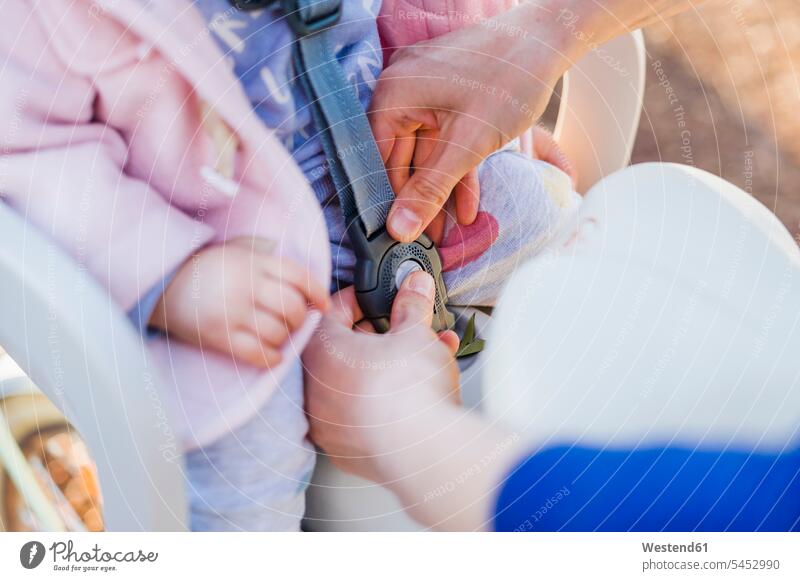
[287,0,394,237]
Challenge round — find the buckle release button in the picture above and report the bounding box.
[394,260,423,291]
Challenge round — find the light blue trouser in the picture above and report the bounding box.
[184,362,315,531]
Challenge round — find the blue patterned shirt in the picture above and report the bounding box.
[194,0,383,177]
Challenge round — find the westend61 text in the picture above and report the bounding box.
[642,542,709,553]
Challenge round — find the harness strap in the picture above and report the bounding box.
[228,0,455,332]
[285,0,393,238]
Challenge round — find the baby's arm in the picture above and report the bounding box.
[148,237,330,368]
[530,127,577,186]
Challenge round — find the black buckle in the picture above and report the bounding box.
[350,223,455,333]
[281,0,342,36]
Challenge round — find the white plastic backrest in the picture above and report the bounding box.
[555,30,647,193]
[0,203,187,531]
[485,163,800,452]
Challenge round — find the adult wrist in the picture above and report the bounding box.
[526,0,697,56]
[511,0,639,77]
[481,1,599,124]
[371,398,463,484]
[375,401,526,530]
[509,1,593,78]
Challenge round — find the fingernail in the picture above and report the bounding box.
[389,207,422,240]
[407,271,434,299]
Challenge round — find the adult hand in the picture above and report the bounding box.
[303,271,461,482]
[303,272,523,530]
[370,0,701,243]
[369,4,577,243]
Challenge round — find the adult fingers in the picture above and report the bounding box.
[328,286,365,328]
[425,210,447,245]
[354,319,376,333]
[368,73,436,152]
[454,168,480,225]
[389,271,435,332]
[386,134,482,243]
[415,131,447,244]
[438,329,460,355]
[386,132,416,194]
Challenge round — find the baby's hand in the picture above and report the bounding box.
[149,237,330,368]
[531,127,578,187]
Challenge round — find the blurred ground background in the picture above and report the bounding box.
[632,0,800,241]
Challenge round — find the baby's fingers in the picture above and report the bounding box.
[256,279,309,332]
[229,330,283,368]
[249,310,291,348]
[262,256,330,311]
[532,127,577,187]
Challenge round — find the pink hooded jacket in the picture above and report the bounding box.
[0,0,514,449]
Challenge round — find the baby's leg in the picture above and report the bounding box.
[441,150,580,306]
[184,362,314,531]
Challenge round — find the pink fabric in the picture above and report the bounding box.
[378,0,516,60]
[0,0,331,449]
[0,0,520,448]
[439,211,499,272]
